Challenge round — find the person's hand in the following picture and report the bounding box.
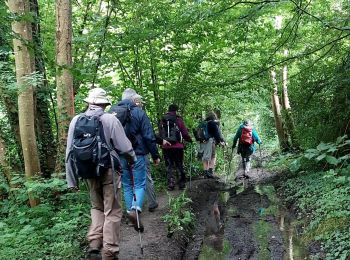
[162,139,171,146]
[153,158,160,166]
[69,187,80,192]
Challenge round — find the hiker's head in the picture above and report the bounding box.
[168,104,178,112]
[122,88,143,104]
[206,111,218,121]
[243,119,252,126]
[84,88,111,109]
[134,97,144,108]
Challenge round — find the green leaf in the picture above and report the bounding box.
[317,143,331,151]
[325,156,340,165]
[316,154,326,161]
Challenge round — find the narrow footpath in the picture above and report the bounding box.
[117,166,307,260]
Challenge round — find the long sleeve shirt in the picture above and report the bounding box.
[65,105,136,188]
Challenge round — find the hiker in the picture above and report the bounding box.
[159,104,193,190]
[133,97,171,212]
[232,119,262,177]
[65,88,136,260]
[110,88,160,231]
[197,111,226,178]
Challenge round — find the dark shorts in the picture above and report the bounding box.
[238,144,253,158]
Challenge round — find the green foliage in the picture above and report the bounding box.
[0,177,90,259]
[162,192,195,235]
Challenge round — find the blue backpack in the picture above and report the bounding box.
[193,121,210,142]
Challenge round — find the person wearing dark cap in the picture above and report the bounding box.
[111,88,160,232]
[159,104,193,190]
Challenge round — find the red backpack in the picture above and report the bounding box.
[240,126,253,145]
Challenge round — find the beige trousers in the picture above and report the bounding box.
[86,169,122,257]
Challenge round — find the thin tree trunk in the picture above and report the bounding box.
[31,0,57,177]
[8,0,41,207]
[91,0,113,88]
[271,70,290,151]
[282,50,299,150]
[0,135,12,187]
[148,39,161,120]
[55,0,74,172]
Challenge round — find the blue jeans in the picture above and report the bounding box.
[121,155,147,212]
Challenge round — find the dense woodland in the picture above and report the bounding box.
[0,0,349,259]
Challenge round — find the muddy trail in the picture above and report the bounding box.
[117,167,307,260]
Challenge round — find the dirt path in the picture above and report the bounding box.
[118,189,183,260]
[117,165,305,260]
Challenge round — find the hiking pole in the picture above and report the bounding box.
[259,144,263,175]
[189,142,193,190]
[227,145,234,183]
[129,165,144,255]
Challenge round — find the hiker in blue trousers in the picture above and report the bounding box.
[232,120,262,177]
[114,88,160,232]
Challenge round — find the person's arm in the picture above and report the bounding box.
[65,116,79,188]
[109,116,136,164]
[210,121,224,144]
[232,126,242,148]
[140,112,160,161]
[252,129,262,145]
[177,117,192,142]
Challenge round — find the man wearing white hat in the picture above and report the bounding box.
[66,87,136,260]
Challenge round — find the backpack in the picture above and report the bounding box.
[158,114,182,144]
[193,121,210,142]
[70,114,113,179]
[240,126,254,145]
[109,104,131,126]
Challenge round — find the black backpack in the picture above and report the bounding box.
[109,104,132,126]
[70,114,113,179]
[193,121,210,142]
[158,114,182,144]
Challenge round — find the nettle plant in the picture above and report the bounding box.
[292,135,350,178]
[162,192,195,236]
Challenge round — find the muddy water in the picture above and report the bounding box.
[198,184,308,260]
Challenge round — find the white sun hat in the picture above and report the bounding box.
[84,87,111,105]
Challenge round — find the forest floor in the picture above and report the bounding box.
[101,165,308,260]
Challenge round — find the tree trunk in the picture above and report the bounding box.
[282,50,299,150]
[31,0,57,177]
[55,0,74,172]
[0,135,12,187]
[271,70,290,151]
[8,0,41,207]
[148,39,162,120]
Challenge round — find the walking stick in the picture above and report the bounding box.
[227,145,234,183]
[259,144,263,175]
[189,143,193,189]
[129,165,144,255]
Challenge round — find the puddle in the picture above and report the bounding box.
[197,184,308,259]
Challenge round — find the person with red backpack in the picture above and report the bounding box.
[232,119,262,177]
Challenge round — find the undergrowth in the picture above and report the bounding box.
[162,191,195,236]
[272,135,350,260]
[0,177,90,259]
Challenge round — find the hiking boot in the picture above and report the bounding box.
[205,170,214,179]
[148,203,159,212]
[87,239,102,254]
[178,181,186,190]
[127,210,144,233]
[167,178,175,191]
[101,249,118,260]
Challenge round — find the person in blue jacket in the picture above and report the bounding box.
[113,88,160,233]
[232,119,262,177]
